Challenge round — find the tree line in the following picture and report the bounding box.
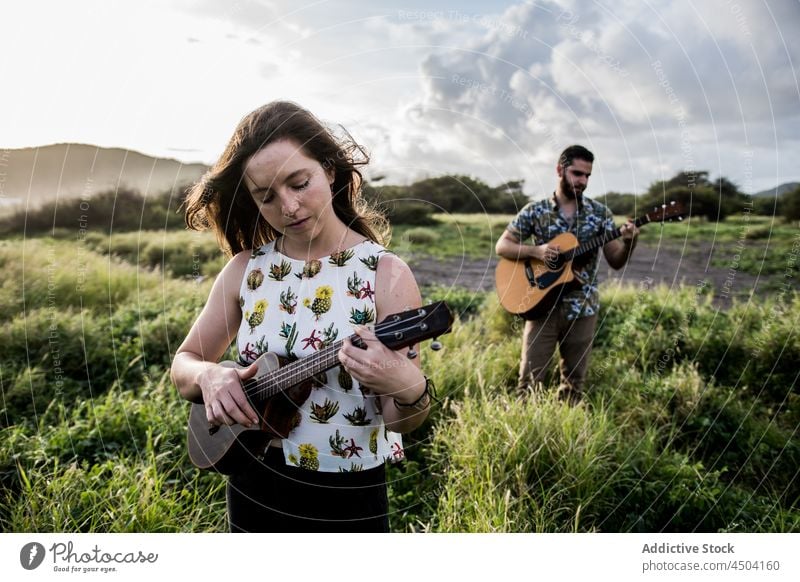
[600,171,800,221]
[2,171,797,236]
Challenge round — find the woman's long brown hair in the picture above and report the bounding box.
[183,101,388,256]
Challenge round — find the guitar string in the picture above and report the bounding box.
[244,324,420,399]
[563,215,653,260]
[240,307,445,400]
[553,205,682,263]
[251,314,427,395]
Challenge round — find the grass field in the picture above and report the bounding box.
[1,215,798,532]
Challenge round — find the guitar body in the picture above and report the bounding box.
[187,353,315,474]
[495,202,686,319]
[495,232,580,319]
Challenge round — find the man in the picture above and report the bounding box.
[495,145,638,403]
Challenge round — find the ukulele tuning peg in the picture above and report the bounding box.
[406,348,418,360]
[430,338,443,351]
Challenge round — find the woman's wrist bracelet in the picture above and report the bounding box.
[394,376,434,410]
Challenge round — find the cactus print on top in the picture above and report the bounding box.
[237,239,405,472]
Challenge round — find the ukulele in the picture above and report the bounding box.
[187,301,454,474]
[495,202,685,319]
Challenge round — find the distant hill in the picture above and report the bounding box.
[753,182,799,198]
[0,144,208,208]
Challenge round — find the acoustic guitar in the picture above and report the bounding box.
[495,202,685,319]
[187,301,454,474]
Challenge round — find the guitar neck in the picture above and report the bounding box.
[243,337,354,403]
[566,215,649,260]
[236,301,454,404]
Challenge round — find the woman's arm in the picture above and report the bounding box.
[170,251,260,428]
[337,253,429,433]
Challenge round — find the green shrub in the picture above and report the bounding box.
[422,285,486,319]
[382,200,438,226]
[403,227,440,245]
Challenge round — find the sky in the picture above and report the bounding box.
[2,0,799,197]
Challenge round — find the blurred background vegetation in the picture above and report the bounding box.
[2,170,799,238]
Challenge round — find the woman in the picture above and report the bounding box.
[171,101,431,532]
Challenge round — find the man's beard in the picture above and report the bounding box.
[560,174,582,200]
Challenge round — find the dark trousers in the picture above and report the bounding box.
[226,447,389,532]
[519,304,597,402]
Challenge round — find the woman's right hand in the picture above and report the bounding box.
[197,363,261,428]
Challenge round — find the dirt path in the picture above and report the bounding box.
[410,242,771,305]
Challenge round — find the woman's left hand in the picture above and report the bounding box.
[338,325,420,398]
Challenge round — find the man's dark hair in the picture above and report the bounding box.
[558,145,594,168]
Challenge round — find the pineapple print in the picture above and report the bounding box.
[296,259,322,279]
[369,429,378,455]
[244,299,268,333]
[238,296,245,309]
[343,406,371,426]
[268,260,292,281]
[338,367,353,391]
[246,268,265,290]
[349,305,375,325]
[329,249,355,267]
[250,248,266,259]
[279,287,298,314]
[298,443,319,471]
[359,255,379,271]
[309,398,340,423]
[308,285,333,320]
[339,463,364,472]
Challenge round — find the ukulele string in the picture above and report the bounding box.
[239,310,439,401]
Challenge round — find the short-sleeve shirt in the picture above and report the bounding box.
[235,239,405,473]
[507,194,616,320]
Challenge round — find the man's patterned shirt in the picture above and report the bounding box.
[507,194,616,320]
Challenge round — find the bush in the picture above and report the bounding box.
[422,285,486,319]
[403,227,440,245]
[0,188,189,237]
[383,200,438,226]
[782,185,800,221]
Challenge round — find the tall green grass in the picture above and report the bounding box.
[2,372,226,532]
[1,235,797,532]
[0,238,211,426]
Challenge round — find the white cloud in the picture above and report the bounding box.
[387,0,800,194]
[1,1,797,194]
